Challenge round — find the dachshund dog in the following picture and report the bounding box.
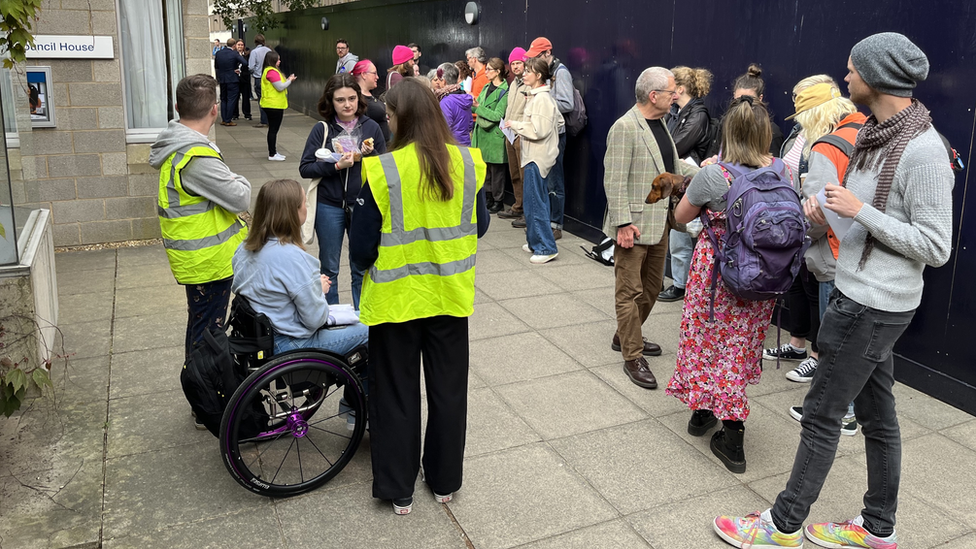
[645,173,692,204]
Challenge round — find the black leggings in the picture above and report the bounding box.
[786,264,820,353]
[265,108,284,156]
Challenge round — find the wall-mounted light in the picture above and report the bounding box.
[464,2,480,25]
[321,17,329,31]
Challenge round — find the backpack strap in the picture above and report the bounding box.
[812,122,863,157]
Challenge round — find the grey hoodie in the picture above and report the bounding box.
[149,121,251,213]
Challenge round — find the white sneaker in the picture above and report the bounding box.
[529,253,558,264]
[522,243,532,253]
[268,153,286,161]
[433,492,453,503]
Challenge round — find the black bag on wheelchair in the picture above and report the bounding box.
[180,327,248,438]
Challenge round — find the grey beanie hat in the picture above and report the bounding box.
[850,32,929,97]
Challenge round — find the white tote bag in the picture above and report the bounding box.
[302,121,329,244]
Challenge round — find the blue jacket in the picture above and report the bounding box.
[231,239,328,339]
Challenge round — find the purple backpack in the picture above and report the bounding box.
[700,159,809,313]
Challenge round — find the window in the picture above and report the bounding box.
[119,0,185,142]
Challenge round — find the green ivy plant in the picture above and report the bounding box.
[0,319,54,417]
[212,0,319,33]
[0,0,42,69]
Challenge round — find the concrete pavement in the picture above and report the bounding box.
[2,106,976,549]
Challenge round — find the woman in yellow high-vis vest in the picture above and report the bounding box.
[260,50,296,162]
[349,78,489,516]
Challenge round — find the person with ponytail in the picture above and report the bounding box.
[666,96,791,475]
[660,66,714,304]
[349,78,489,516]
[704,64,785,159]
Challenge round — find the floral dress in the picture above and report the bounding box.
[665,209,776,422]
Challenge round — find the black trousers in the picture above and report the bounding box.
[368,315,469,500]
[786,264,820,353]
[265,108,284,156]
[183,277,233,363]
[237,76,251,119]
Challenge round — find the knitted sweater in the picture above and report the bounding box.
[836,126,953,312]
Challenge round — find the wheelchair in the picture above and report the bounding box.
[219,296,368,498]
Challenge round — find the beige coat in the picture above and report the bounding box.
[602,105,699,244]
[509,85,565,178]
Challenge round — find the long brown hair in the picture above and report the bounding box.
[317,73,367,119]
[720,96,772,168]
[243,179,305,251]
[384,78,456,200]
[263,50,280,71]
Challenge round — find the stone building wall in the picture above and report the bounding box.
[11,0,212,247]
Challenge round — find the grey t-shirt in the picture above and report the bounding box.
[684,164,731,212]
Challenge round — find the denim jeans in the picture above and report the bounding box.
[314,202,365,309]
[818,279,836,318]
[668,229,694,289]
[272,321,369,357]
[772,289,914,536]
[523,162,558,255]
[253,77,268,125]
[548,132,567,230]
[184,277,233,363]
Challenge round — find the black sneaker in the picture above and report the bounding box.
[785,356,818,382]
[763,343,807,361]
[790,406,858,436]
[658,285,685,302]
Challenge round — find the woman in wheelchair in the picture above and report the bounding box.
[231,178,368,360]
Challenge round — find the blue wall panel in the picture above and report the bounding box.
[255,0,975,414]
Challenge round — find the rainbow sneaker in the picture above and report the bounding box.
[714,509,804,547]
[804,516,897,548]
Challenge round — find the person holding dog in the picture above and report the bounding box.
[602,67,699,390]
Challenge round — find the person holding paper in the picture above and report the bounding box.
[231,179,368,358]
[715,32,954,549]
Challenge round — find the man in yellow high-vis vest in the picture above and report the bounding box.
[149,74,251,375]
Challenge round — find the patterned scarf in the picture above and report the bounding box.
[841,99,931,269]
[435,83,463,101]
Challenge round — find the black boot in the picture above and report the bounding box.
[710,424,746,473]
[687,409,717,436]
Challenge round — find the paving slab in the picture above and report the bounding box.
[465,386,540,457]
[469,331,583,386]
[103,507,285,548]
[515,519,652,549]
[57,318,113,361]
[494,370,646,440]
[499,293,612,330]
[452,443,618,549]
[109,346,184,399]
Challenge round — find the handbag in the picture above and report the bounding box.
[302,121,329,244]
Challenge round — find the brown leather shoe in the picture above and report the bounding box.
[511,217,526,228]
[226,121,237,126]
[497,209,522,219]
[611,333,662,356]
[623,356,657,389]
[552,229,563,240]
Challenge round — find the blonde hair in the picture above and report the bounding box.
[413,75,432,89]
[792,74,836,96]
[795,93,858,156]
[244,179,305,252]
[672,66,713,98]
[721,97,772,168]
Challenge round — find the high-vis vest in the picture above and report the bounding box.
[358,144,486,325]
[157,145,247,285]
[260,67,288,110]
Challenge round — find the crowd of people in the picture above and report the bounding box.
[173,30,957,548]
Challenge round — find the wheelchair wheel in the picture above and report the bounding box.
[220,350,367,497]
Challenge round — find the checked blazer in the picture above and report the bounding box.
[602,105,700,245]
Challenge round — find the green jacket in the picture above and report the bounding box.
[471,81,509,164]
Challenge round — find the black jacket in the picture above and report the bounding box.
[214,48,249,84]
[666,98,710,165]
[704,110,786,159]
[299,117,388,209]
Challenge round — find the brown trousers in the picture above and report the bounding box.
[613,222,671,361]
[505,137,524,214]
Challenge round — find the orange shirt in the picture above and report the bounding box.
[811,112,868,260]
[470,67,489,100]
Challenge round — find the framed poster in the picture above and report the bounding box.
[26,66,56,128]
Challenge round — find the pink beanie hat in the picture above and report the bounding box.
[508,47,527,64]
[392,45,413,66]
